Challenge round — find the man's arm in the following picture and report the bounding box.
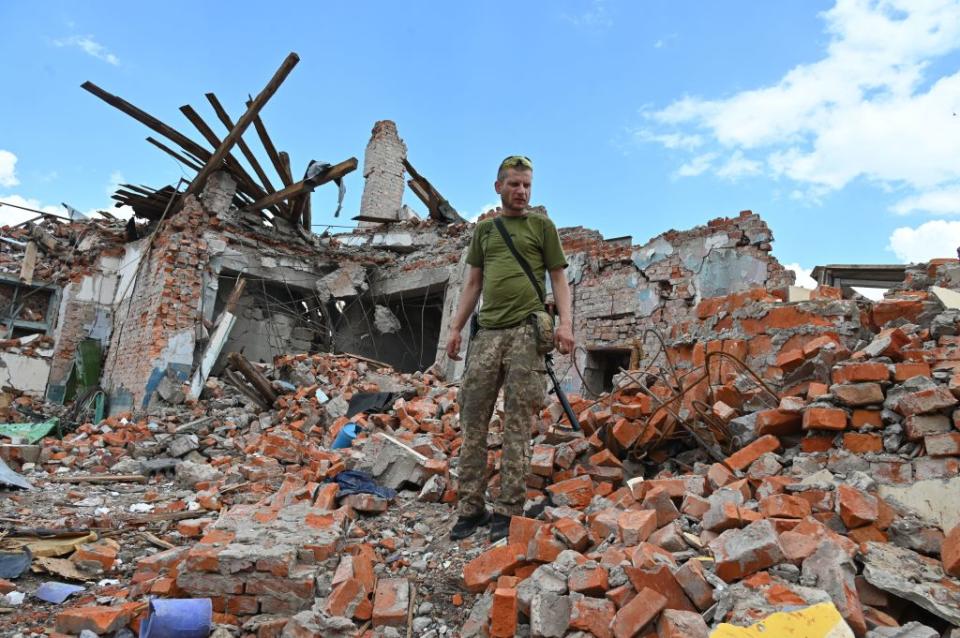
[549,267,575,355]
[445,266,484,361]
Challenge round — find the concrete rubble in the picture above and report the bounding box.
[2,55,960,638]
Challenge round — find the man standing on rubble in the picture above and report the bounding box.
[445,155,575,542]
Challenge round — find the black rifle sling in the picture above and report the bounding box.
[492,217,545,304]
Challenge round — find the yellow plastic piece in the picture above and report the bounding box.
[710,602,854,638]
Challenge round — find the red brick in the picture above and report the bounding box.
[657,608,709,638]
[759,494,812,519]
[842,432,883,454]
[897,386,957,416]
[372,578,409,627]
[530,445,555,477]
[837,484,878,529]
[851,409,882,428]
[55,603,143,635]
[612,587,667,638]
[625,564,696,612]
[807,382,829,399]
[463,544,527,593]
[570,595,615,638]
[508,516,545,548]
[802,407,847,431]
[569,564,609,596]
[641,486,681,527]
[943,525,960,577]
[832,363,889,384]
[723,435,781,472]
[615,510,656,546]
[612,418,644,449]
[775,349,805,372]
[553,517,591,551]
[832,383,885,406]
[489,586,517,638]
[800,434,837,453]
[709,519,785,582]
[673,559,714,611]
[926,432,960,457]
[546,475,595,509]
[894,362,931,382]
[326,578,368,619]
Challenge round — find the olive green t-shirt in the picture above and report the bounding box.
[466,213,568,329]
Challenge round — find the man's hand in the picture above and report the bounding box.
[555,324,574,355]
[446,329,463,361]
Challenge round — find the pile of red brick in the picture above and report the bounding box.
[455,277,960,636]
[20,263,960,637]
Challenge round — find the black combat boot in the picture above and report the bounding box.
[449,509,492,540]
[488,513,511,543]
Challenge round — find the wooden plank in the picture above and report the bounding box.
[19,242,37,285]
[205,92,277,194]
[244,158,357,212]
[227,352,278,405]
[247,97,291,189]
[352,214,400,223]
[185,52,300,196]
[145,137,202,171]
[178,104,273,205]
[81,81,213,163]
[278,151,294,187]
[188,279,246,400]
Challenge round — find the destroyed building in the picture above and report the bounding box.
[2,52,960,638]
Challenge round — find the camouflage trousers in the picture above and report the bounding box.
[457,322,546,518]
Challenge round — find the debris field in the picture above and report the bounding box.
[1,51,960,638]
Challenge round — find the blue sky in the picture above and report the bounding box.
[2,1,960,285]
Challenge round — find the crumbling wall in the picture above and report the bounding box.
[101,188,217,411]
[359,120,407,223]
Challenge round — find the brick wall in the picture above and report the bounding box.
[359,120,407,222]
[102,195,213,409]
[548,211,796,395]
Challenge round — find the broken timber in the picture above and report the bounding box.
[227,351,278,405]
[184,52,300,196]
[243,158,358,212]
[188,278,246,400]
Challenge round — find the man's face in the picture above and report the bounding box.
[495,167,533,212]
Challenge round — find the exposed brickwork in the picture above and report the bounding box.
[102,194,213,408]
[359,120,407,222]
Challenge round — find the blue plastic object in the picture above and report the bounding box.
[138,598,212,638]
[35,581,84,604]
[331,422,360,449]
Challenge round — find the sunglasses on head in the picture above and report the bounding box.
[499,155,533,171]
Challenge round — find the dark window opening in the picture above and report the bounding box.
[584,348,631,397]
[212,273,331,371]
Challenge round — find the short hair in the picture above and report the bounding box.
[497,155,533,181]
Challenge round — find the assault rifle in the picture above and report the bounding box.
[544,353,581,431]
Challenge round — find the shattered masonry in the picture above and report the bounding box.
[3,55,960,638]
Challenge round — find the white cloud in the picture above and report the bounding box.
[54,34,120,66]
[0,194,62,226]
[675,153,717,178]
[641,0,960,205]
[633,129,703,150]
[0,150,19,188]
[888,219,960,262]
[891,186,960,215]
[715,150,762,180]
[782,262,818,289]
[107,170,125,197]
[562,0,613,30]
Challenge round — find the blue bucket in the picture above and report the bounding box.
[139,598,212,638]
[331,422,361,449]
